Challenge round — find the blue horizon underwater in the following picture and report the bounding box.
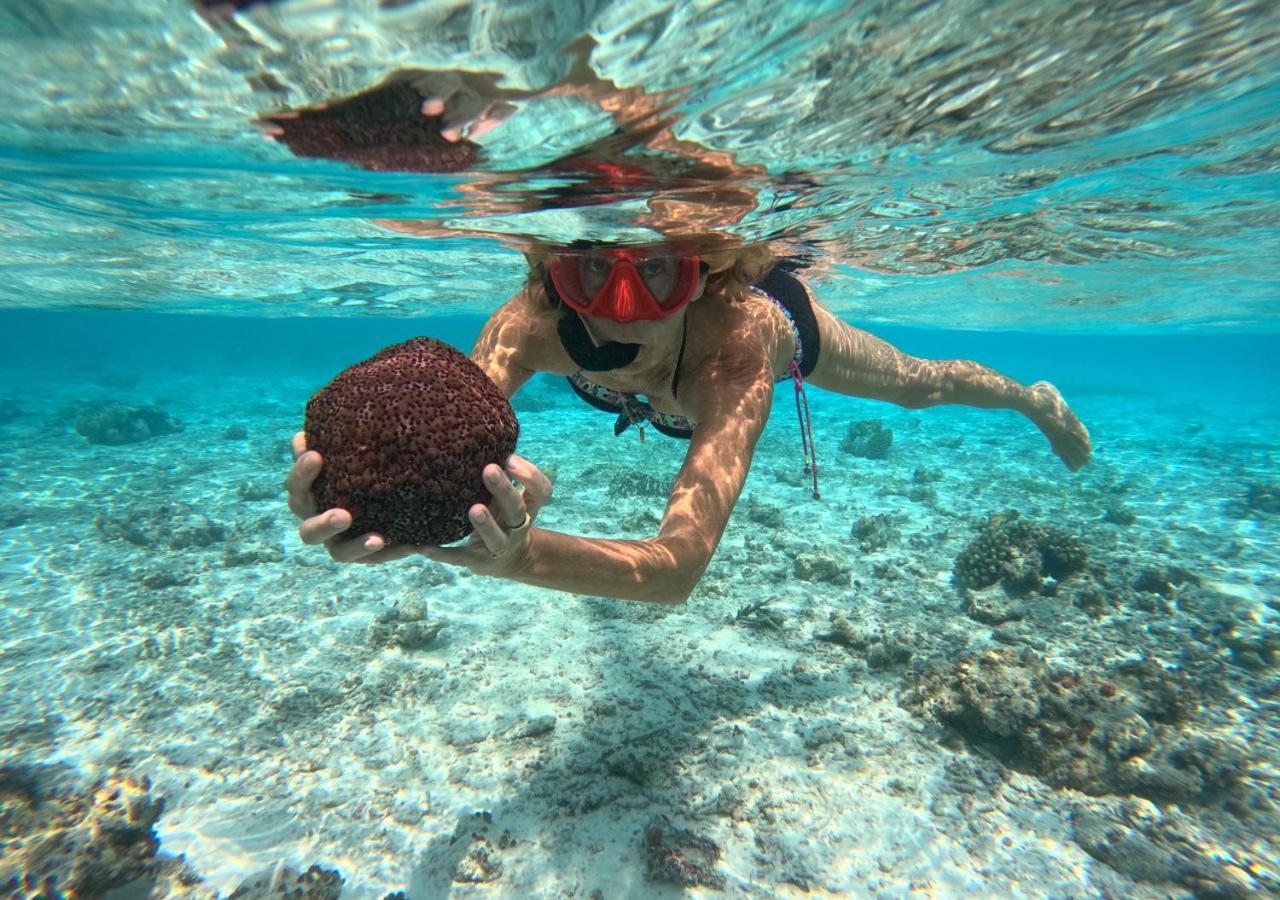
[2,0,1279,897]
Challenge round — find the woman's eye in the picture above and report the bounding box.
[642,260,669,277]
[585,257,610,274]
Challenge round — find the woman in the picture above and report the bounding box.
[286,243,1091,603]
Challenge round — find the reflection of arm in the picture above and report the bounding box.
[508,340,775,604]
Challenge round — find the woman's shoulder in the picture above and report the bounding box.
[486,292,576,375]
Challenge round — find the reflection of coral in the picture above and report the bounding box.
[257,78,479,173]
[953,510,1086,594]
[902,650,1249,804]
[306,338,519,545]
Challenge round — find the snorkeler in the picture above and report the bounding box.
[269,53,1091,603]
[286,241,1091,604]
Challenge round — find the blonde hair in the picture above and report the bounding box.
[700,245,775,299]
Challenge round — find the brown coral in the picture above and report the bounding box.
[305,338,518,545]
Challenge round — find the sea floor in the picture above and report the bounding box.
[1,356,1277,897]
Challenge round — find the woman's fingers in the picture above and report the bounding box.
[326,532,392,564]
[299,508,352,545]
[286,451,322,518]
[482,463,527,528]
[290,431,308,460]
[506,453,552,518]
[468,503,512,553]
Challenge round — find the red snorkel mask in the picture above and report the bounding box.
[548,248,704,323]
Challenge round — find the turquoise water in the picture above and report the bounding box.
[2,1,1279,897]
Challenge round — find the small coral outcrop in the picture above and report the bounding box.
[953,510,1086,595]
[368,598,446,651]
[642,815,726,889]
[75,402,182,445]
[305,337,518,545]
[850,514,896,552]
[228,864,343,898]
[840,418,893,459]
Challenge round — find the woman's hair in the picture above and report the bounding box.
[521,243,776,312]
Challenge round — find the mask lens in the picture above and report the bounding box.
[549,250,701,321]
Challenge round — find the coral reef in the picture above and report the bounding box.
[902,649,1251,805]
[953,510,1087,595]
[305,337,518,545]
[74,402,182,445]
[1073,797,1276,896]
[0,766,206,898]
[642,816,726,889]
[839,418,893,459]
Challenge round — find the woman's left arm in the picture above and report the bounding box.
[425,343,776,604]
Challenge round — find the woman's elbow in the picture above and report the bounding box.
[636,539,708,605]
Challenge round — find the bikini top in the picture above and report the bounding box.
[565,276,808,440]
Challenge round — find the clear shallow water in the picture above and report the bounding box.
[0,0,1277,327]
[1,1,1279,897]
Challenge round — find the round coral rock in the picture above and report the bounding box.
[304,337,518,545]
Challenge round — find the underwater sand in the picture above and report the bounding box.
[0,342,1277,898]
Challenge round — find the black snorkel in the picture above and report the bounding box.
[544,268,643,371]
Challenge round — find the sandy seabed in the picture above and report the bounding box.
[1,363,1277,898]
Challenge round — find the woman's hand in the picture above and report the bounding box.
[286,431,418,564]
[286,432,551,571]
[420,454,552,576]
